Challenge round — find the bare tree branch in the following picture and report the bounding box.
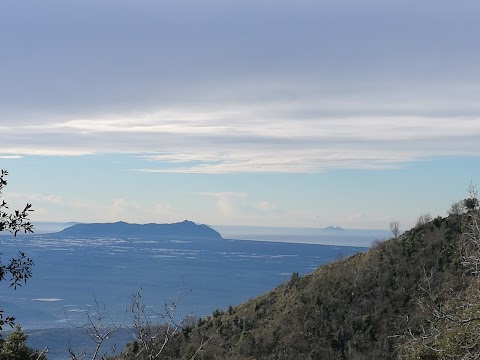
[67,296,126,360]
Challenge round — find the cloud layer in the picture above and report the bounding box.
[1,0,479,173]
[2,109,480,173]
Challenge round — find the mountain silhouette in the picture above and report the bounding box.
[54,220,223,239]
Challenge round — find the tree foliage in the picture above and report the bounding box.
[448,200,466,216]
[0,170,34,236]
[416,213,433,228]
[400,185,480,359]
[0,169,34,330]
[0,325,47,360]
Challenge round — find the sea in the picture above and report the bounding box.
[0,223,389,359]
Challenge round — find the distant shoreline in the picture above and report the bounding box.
[27,222,390,247]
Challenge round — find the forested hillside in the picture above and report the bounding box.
[114,195,480,360]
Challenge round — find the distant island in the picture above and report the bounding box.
[323,226,345,231]
[54,220,223,240]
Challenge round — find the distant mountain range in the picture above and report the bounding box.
[54,220,223,239]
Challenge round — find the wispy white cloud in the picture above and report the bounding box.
[10,192,63,204]
[196,192,248,217]
[255,201,276,212]
[27,196,183,224]
[195,192,281,223]
[2,108,480,173]
[0,155,22,159]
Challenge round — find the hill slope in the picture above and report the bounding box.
[115,213,475,359]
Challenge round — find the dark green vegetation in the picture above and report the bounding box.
[113,198,480,359]
[0,169,47,359]
[0,326,47,360]
[0,169,34,330]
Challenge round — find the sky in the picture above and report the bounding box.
[1,0,480,231]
